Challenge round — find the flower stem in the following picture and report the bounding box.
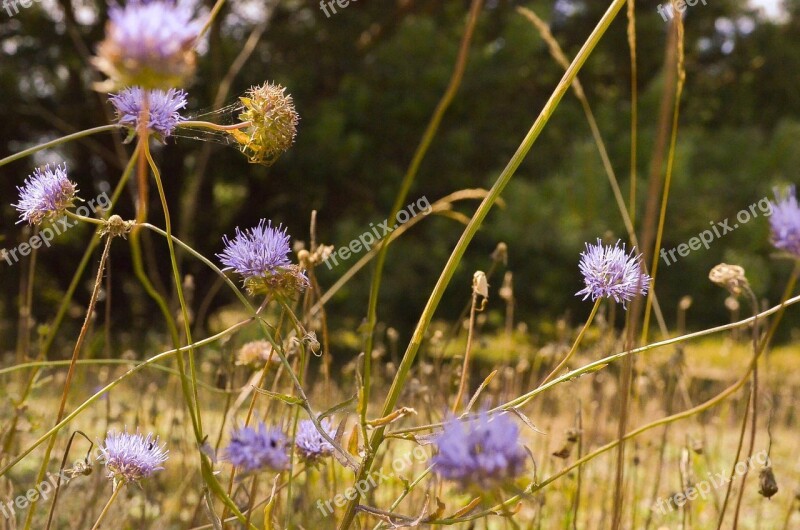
[0,125,120,169]
[337,1,628,527]
[23,236,113,529]
[178,120,251,131]
[538,298,602,388]
[90,485,123,530]
[359,0,484,443]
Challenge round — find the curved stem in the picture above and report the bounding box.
[65,210,105,226]
[388,285,800,438]
[539,298,601,387]
[359,0,484,436]
[0,319,252,477]
[144,137,204,439]
[337,2,628,527]
[23,236,113,528]
[0,125,120,168]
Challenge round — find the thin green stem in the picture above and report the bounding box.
[90,484,123,530]
[388,287,800,437]
[539,298,601,387]
[65,210,105,226]
[0,125,120,168]
[337,2,628,527]
[24,236,113,529]
[0,319,252,477]
[179,120,250,132]
[144,138,204,439]
[359,0,484,438]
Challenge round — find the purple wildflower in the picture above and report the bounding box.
[768,185,800,258]
[576,238,650,307]
[218,220,291,277]
[431,412,527,488]
[295,419,335,461]
[109,87,188,139]
[100,430,168,484]
[224,422,289,473]
[94,0,202,89]
[217,220,309,296]
[13,164,77,225]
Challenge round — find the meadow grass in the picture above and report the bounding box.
[1,0,799,528]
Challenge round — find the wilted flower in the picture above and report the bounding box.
[228,83,299,165]
[709,263,749,297]
[768,185,800,258]
[759,466,779,499]
[224,422,289,473]
[576,238,650,308]
[100,430,168,485]
[431,412,527,488]
[217,220,309,297]
[13,164,77,225]
[109,87,188,141]
[236,340,278,366]
[295,419,335,462]
[93,0,202,90]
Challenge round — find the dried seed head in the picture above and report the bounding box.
[236,340,276,367]
[499,271,514,302]
[678,295,693,311]
[230,82,299,165]
[759,466,779,499]
[100,215,134,239]
[552,445,571,459]
[709,263,749,296]
[491,242,508,265]
[566,428,580,444]
[472,271,489,299]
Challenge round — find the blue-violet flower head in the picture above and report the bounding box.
[217,220,309,297]
[769,185,800,258]
[224,422,289,473]
[100,430,168,484]
[295,419,335,462]
[94,0,202,89]
[109,87,188,140]
[13,163,77,225]
[575,238,650,308]
[431,412,527,489]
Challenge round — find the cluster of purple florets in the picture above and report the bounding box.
[109,87,188,139]
[575,238,650,308]
[431,412,527,488]
[769,185,800,258]
[100,430,169,484]
[222,418,339,473]
[13,164,77,225]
